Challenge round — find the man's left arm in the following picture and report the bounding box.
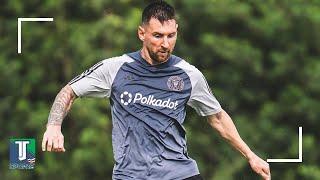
[207,109,271,180]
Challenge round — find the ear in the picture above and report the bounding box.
[138,26,145,41]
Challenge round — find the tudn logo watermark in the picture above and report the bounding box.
[9,138,35,169]
[120,91,132,105]
[120,91,179,109]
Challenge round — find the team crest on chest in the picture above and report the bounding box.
[167,76,184,91]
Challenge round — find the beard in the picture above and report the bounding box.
[148,48,171,63]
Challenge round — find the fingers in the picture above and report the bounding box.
[45,136,65,152]
[53,137,59,150]
[42,135,48,151]
[47,138,53,152]
[262,166,270,176]
[42,129,65,152]
[261,161,270,175]
[260,163,271,180]
[254,165,270,180]
[260,169,270,180]
[57,137,65,152]
[49,136,65,152]
[261,173,269,180]
[262,165,271,180]
[249,155,271,180]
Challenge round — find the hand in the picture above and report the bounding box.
[42,125,66,152]
[248,153,271,180]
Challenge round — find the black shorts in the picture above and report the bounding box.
[183,174,203,180]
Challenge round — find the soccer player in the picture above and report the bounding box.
[42,1,271,180]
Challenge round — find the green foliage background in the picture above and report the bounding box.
[1,0,319,179]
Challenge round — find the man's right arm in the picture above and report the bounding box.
[42,85,77,152]
[41,56,125,152]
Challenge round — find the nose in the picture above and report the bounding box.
[161,37,169,49]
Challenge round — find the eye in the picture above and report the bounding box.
[153,34,162,38]
[168,33,176,38]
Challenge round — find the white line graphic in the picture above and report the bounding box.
[267,127,302,163]
[18,18,54,54]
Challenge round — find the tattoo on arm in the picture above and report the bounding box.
[47,85,76,126]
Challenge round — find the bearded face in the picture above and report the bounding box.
[138,18,178,64]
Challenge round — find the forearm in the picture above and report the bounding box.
[207,110,253,159]
[47,85,76,126]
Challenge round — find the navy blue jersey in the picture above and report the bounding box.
[69,51,221,179]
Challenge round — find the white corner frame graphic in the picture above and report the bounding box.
[17,18,54,54]
[267,126,303,163]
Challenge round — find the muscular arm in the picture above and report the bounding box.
[207,110,252,158]
[42,85,77,152]
[47,85,77,126]
[207,109,271,180]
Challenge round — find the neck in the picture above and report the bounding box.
[140,47,168,65]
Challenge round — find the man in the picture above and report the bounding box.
[42,1,271,180]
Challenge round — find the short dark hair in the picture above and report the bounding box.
[142,1,176,24]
